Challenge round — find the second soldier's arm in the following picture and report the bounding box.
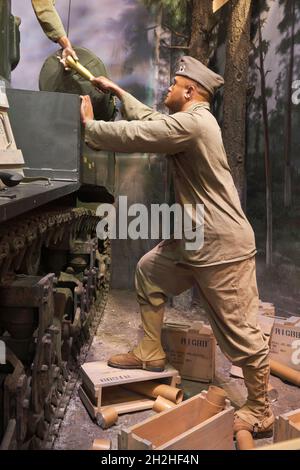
[31,0,78,63]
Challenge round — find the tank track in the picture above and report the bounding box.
[0,207,110,450]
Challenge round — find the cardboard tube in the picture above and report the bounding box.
[197,400,223,422]
[124,381,183,404]
[153,395,177,413]
[197,386,227,422]
[91,439,111,450]
[206,386,227,407]
[236,430,255,450]
[270,359,300,387]
[65,56,95,80]
[96,407,118,429]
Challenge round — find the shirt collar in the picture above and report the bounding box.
[186,101,210,113]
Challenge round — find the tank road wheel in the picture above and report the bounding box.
[0,349,30,450]
[19,239,43,276]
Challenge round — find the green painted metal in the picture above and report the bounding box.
[0,0,11,81]
[0,0,20,82]
[39,46,116,121]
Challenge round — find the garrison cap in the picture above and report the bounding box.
[175,56,224,95]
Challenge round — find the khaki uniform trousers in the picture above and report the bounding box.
[135,239,269,369]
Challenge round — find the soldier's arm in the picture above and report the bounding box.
[32,0,66,43]
[31,0,78,62]
[82,99,199,155]
[84,118,190,154]
[121,92,164,122]
[81,94,196,154]
[91,77,164,122]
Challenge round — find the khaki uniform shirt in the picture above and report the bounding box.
[85,92,256,267]
[32,0,66,42]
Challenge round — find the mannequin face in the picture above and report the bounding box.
[164,76,190,113]
[164,75,209,113]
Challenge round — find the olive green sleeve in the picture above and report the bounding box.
[121,92,165,122]
[32,0,66,42]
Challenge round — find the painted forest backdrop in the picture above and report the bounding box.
[10,0,300,315]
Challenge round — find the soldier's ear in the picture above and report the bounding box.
[185,85,194,100]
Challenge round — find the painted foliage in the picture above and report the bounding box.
[246,0,300,309]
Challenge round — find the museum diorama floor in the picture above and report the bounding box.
[53,290,300,450]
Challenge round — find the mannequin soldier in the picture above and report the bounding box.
[80,56,274,437]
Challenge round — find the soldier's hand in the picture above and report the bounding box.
[61,46,78,69]
[57,36,78,70]
[91,76,113,93]
[91,76,125,99]
[80,95,94,126]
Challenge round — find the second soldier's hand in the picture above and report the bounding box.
[91,76,125,99]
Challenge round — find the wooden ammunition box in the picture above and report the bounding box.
[274,408,300,443]
[79,361,180,418]
[118,390,234,450]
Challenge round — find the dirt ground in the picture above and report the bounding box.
[54,289,300,450]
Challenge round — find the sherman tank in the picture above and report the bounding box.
[0,1,115,450]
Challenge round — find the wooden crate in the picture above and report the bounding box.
[257,437,300,450]
[274,408,300,443]
[79,361,180,419]
[118,391,234,450]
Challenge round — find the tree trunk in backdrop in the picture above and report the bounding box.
[258,19,272,267]
[283,0,295,208]
[189,0,214,64]
[222,0,252,203]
